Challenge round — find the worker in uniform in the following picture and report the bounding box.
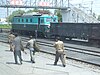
[26,36,36,63]
[54,37,66,67]
[12,33,25,64]
[8,32,15,51]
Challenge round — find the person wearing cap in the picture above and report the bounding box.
[53,37,66,67]
[26,36,36,63]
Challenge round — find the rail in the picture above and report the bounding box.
[0,33,100,66]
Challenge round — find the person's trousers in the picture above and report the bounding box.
[30,50,35,62]
[54,51,66,65]
[14,50,22,64]
[9,42,13,51]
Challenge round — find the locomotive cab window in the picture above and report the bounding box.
[46,18,52,22]
[30,19,32,22]
[18,19,20,22]
[26,19,28,22]
[40,18,44,23]
[53,18,56,22]
[13,18,16,22]
[22,19,24,22]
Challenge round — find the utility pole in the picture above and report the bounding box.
[90,1,93,15]
[35,0,36,6]
[68,0,69,7]
[55,0,57,7]
[7,8,9,17]
[30,0,31,6]
[61,0,63,7]
[6,0,9,17]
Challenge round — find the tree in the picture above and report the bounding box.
[6,10,25,23]
[6,9,51,23]
[26,9,39,13]
[54,9,62,22]
[26,9,51,14]
[97,15,100,21]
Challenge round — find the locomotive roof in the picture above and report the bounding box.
[40,14,57,17]
[14,14,57,18]
[14,12,42,17]
[14,14,41,17]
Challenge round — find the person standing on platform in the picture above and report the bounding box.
[8,32,15,51]
[12,33,25,64]
[26,36,36,63]
[53,37,66,67]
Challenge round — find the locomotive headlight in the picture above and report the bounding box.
[24,24,26,27]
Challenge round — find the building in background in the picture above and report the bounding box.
[0,18,8,24]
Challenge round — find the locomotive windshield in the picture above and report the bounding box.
[46,18,52,22]
[40,18,44,23]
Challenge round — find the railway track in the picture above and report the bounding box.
[36,40,100,66]
[0,33,100,67]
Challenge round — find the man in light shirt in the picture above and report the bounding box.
[54,37,66,67]
[8,32,15,51]
[26,36,36,63]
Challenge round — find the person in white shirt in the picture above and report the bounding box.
[26,36,36,63]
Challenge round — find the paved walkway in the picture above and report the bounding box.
[0,42,100,75]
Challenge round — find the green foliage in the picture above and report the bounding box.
[26,9,39,13]
[54,9,62,22]
[6,10,25,23]
[26,9,51,14]
[6,9,51,23]
[0,24,11,29]
[97,15,100,21]
[38,10,51,14]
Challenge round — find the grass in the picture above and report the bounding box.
[0,24,12,29]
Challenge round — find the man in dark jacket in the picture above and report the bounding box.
[12,33,25,64]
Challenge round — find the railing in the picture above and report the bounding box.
[69,4,99,23]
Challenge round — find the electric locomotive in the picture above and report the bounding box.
[11,13,58,38]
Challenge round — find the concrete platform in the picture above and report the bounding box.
[0,42,100,75]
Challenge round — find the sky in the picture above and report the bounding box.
[70,0,100,16]
[0,0,100,18]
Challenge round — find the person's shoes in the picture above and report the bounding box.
[32,61,35,63]
[15,62,18,64]
[18,62,22,65]
[31,58,32,61]
[54,63,57,65]
[32,62,35,63]
[20,62,22,64]
[63,65,66,67]
[21,59,23,61]
[10,49,13,52]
